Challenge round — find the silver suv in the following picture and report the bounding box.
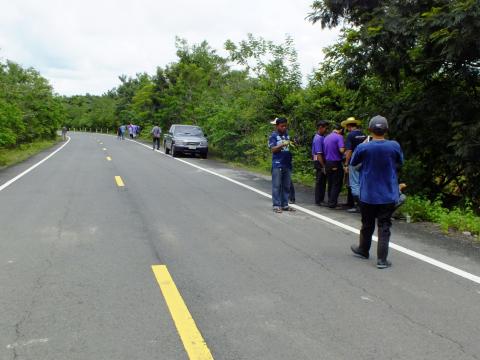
[164,124,208,158]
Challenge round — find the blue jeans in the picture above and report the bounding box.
[349,165,360,197]
[272,167,291,208]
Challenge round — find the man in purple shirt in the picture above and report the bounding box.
[312,120,328,205]
[323,123,345,208]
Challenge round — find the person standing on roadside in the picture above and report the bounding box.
[342,117,367,213]
[312,120,328,206]
[323,123,345,208]
[269,117,295,213]
[120,124,126,140]
[151,124,162,150]
[61,126,68,140]
[128,123,135,139]
[350,115,404,269]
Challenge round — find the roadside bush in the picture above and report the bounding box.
[401,196,480,236]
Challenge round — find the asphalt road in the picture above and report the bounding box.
[1,132,480,360]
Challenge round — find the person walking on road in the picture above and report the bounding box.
[342,117,367,213]
[61,126,68,140]
[128,123,135,139]
[312,120,328,206]
[350,115,404,269]
[119,124,126,140]
[323,123,345,208]
[269,117,295,213]
[151,124,162,150]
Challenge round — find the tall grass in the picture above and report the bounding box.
[400,196,480,236]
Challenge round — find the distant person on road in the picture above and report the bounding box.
[120,124,126,140]
[342,117,367,213]
[151,124,162,150]
[61,126,68,140]
[350,115,404,269]
[128,124,135,139]
[323,123,345,208]
[312,120,328,206]
[269,117,295,213]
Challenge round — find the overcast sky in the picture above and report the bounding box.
[0,0,340,96]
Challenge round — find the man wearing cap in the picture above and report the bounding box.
[268,117,295,213]
[323,123,345,208]
[350,115,404,269]
[312,120,328,205]
[342,117,367,213]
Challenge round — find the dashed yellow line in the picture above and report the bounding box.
[151,265,214,360]
[114,176,125,187]
[106,156,112,161]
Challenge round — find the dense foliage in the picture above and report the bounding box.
[308,0,480,206]
[0,60,64,147]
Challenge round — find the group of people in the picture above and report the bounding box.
[313,117,367,211]
[269,115,404,269]
[117,124,142,140]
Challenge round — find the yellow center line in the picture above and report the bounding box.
[114,176,125,187]
[152,265,214,360]
[106,156,112,161]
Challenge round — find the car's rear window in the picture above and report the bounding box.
[174,126,203,136]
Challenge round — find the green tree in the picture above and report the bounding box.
[308,0,480,205]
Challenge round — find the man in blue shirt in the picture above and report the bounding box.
[312,120,328,205]
[269,117,294,213]
[350,115,404,269]
[119,124,126,140]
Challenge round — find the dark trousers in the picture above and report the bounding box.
[326,161,343,207]
[314,167,327,204]
[347,187,355,207]
[358,202,396,261]
[153,137,160,149]
[289,182,295,202]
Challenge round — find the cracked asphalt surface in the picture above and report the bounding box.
[1,132,480,360]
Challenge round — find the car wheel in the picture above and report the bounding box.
[165,142,170,154]
[171,145,177,157]
[201,153,207,159]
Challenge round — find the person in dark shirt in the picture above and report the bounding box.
[350,115,404,269]
[151,124,162,150]
[268,117,295,213]
[312,120,328,205]
[61,126,68,140]
[323,124,345,208]
[342,117,367,213]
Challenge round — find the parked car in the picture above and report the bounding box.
[163,124,208,158]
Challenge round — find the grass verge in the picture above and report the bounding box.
[0,137,61,169]
[400,196,480,237]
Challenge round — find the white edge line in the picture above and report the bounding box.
[120,136,480,285]
[0,136,71,193]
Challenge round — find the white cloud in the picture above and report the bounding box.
[0,0,339,95]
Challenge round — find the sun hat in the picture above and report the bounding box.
[341,116,362,128]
